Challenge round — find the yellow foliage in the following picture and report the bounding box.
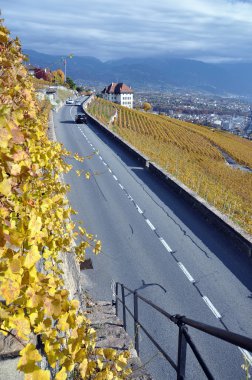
[0,178,12,196]
[25,369,51,380]
[18,344,42,373]
[0,277,21,305]
[0,18,130,380]
[88,97,252,234]
[24,245,41,269]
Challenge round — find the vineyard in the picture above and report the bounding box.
[87,98,252,235]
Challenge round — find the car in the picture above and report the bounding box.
[66,99,74,105]
[75,114,87,124]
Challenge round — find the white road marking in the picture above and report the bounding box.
[202,296,221,319]
[103,162,107,166]
[93,147,96,151]
[99,156,103,160]
[90,143,93,147]
[113,175,118,181]
[70,106,75,121]
[108,168,112,173]
[146,219,156,231]
[136,205,143,214]
[119,183,124,190]
[159,237,173,253]
[178,262,195,283]
[238,348,252,366]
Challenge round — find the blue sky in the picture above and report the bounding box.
[1,0,252,62]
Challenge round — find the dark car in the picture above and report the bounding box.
[75,114,87,124]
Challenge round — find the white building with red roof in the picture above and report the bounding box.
[101,82,134,109]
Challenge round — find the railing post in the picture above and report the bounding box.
[177,325,188,380]
[121,284,126,330]
[115,282,118,316]
[134,290,139,355]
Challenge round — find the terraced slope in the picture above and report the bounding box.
[87,98,252,234]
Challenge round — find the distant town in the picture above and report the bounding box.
[27,59,252,140]
[80,79,252,139]
[134,91,252,139]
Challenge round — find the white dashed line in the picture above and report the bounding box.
[238,348,252,366]
[119,183,124,190]
[159,237,173,253]
[92,147,96,151]
[178,262,195,283]
[136,205,143,214]
[146,219,156,231]
[99,156,103,160]
[103,162,107,166]
[90,143,93,147]
[202,296,221,319]
[113,175,118,181]
[108,168,112,173]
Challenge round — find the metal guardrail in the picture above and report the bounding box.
[113,282,252,380]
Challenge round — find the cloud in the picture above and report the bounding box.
[1,0,252,62]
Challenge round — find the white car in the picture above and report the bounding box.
[66,99,74,105]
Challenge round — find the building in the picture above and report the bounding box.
[26,64,37,76]
[101,82,133,108]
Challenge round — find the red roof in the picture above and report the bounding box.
[102,82,133,94]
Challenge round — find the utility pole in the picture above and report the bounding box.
[64,58,67,81]
[62,54,73,82]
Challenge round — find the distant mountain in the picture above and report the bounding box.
[23,49,252,96]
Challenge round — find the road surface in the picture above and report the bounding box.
[54,99,252,379]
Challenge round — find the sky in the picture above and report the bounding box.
[1,0,252,63]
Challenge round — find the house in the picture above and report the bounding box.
[26,64,37,76]
[101,82,133,109]
[45,88,57,102]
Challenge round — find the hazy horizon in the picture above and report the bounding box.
[2,0,252,63]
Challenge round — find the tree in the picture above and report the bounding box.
[143,102,152,112]
[66,76,76,90]
[52,69,65,84]
[34,67,53,82]
[76,85,85,93]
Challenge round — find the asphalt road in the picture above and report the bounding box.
[54,98,252,379]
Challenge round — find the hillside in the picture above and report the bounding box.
[24,49,252,96]
[87,98,252,235]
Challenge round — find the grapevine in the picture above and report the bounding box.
[0,20,130,379]
[87,97,252,234]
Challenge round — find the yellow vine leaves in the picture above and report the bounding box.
[0,18,130,379]
[88,97,252,234]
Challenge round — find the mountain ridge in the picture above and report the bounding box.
[23,49,252,96]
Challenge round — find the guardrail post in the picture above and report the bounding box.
[121,284,126,330]
[134,290,139,355]
[115,282,119,316]
[177,325,187,380]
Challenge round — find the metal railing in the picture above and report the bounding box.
[113,282,252,380]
